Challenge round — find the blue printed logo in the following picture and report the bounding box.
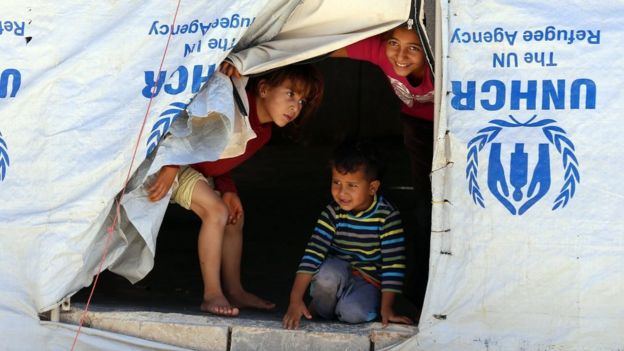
[146,102,186,156]
[0,132,9,182]
[466,115,580,215]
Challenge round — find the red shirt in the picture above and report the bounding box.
[345,34,434,121]
[191,91,272,193]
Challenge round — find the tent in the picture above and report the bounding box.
[394,1,624,350]
[3,0,623,350]
[0,0,410,349]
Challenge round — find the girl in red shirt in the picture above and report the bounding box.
[149,64,323,316]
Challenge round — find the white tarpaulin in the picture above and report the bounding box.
[227,1,410,74]
[392,1,624,350]
[0,1,409,349]
[1,0,279,313]
[1,2,281,349]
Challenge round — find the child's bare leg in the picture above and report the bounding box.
[189,181,239,316]
[221,215,276,310]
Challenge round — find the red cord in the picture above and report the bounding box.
[70,1,182,349]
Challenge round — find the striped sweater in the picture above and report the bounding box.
[297,195,406,293]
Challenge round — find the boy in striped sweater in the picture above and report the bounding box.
[283,141,413,329]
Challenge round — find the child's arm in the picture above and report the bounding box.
[380,291,413,327]
[284,205,336,329]
[329,47,349,58]
[282,273,314,330]
[148,165,179,202]
[378,207,412,326]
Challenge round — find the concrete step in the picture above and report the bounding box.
[61,305,417,351]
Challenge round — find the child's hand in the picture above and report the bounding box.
[219,60,241,78]
[282,300,312,330]
[380,306,414,327]
[222,192,243,225]
[147,165,178,202]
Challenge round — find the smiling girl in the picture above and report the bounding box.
[331,23,433,120]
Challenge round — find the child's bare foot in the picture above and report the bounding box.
[227,290,276,310]
[201,295,240,317]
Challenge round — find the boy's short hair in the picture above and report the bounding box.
[331,140,385,181]
[247,64,324,117]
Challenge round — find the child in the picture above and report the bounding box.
[283,141,413,329]
[331,20,433,119]
[148,64,324,316]
[331,21,434,309]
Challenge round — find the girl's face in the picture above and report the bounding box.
[256,79,307,127]
[385,27,426,79]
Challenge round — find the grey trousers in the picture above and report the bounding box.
[309,257,380,323]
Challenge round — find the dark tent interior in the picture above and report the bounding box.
[75,57,428,322]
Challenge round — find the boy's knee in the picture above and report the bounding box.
[311,273,340,294]
[335,299,377,324]
[318,257,348,278]
[314,260,347,291]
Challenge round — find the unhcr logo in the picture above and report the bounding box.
[1,69,21,99]
[465,115,580,215]
[0,131,9,182]
[146,102,186,156]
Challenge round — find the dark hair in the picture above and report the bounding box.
[331,140,384,181]
[246,64,324,118]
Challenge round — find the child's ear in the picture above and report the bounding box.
[369,180,381,195]
[258,80,268,97]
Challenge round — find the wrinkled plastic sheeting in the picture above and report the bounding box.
[229,0,412,74]
[0,1,294,349]
[392,1,624,350]
[117,72,254,282]
[0,0,411,349]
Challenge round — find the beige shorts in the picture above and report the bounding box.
[171,166,215,210]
